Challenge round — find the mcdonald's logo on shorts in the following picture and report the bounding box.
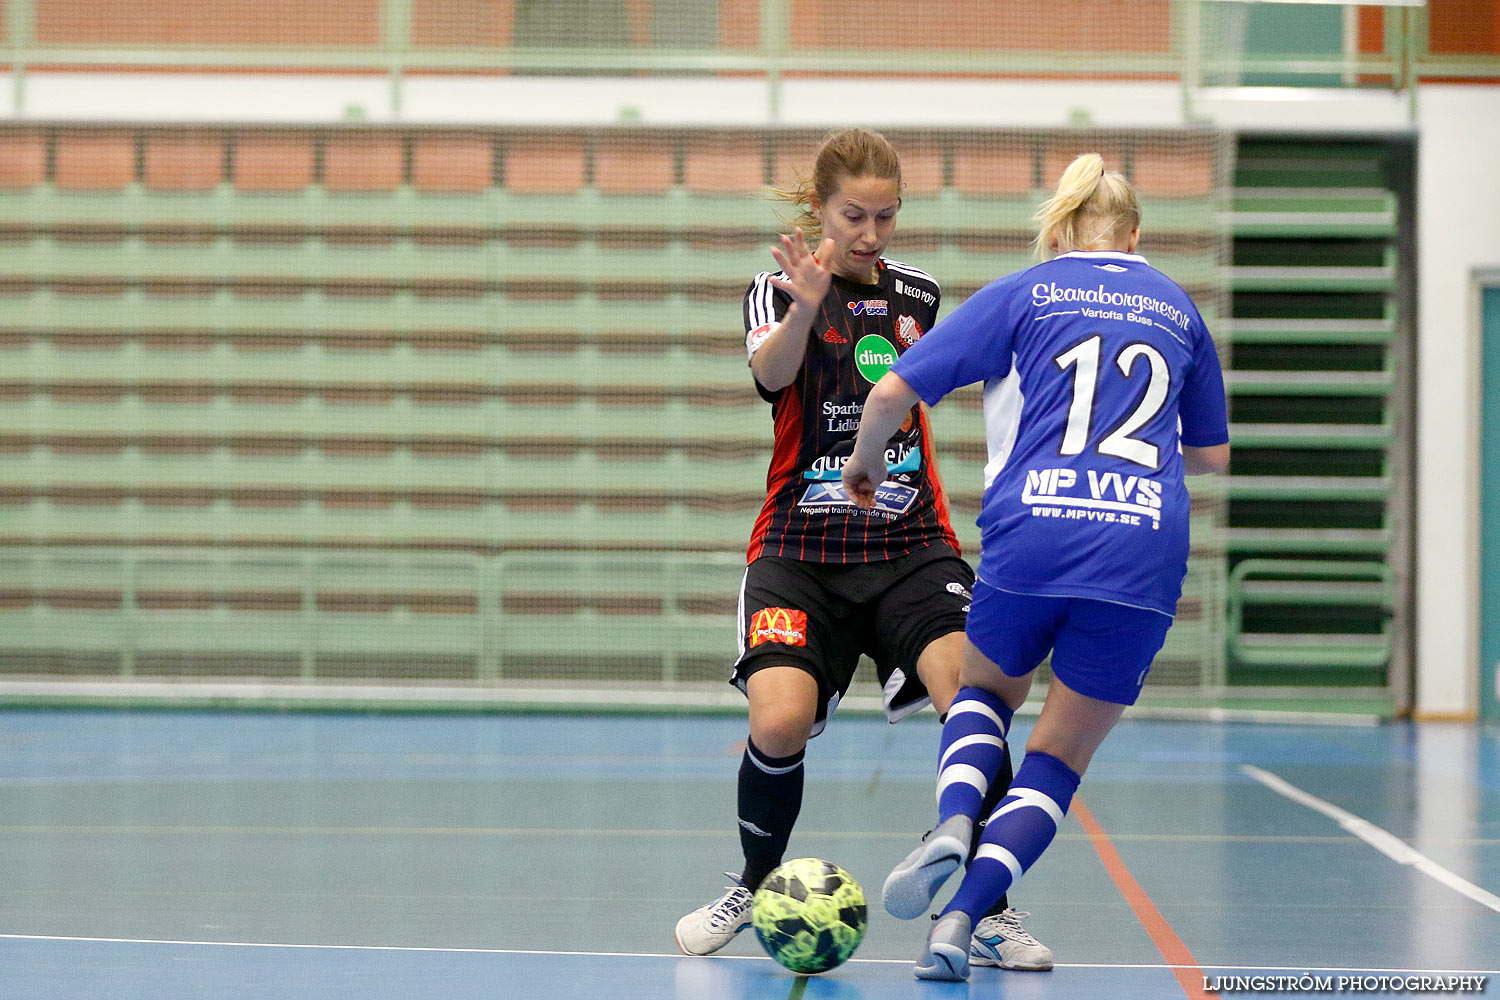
[748,607,808,648]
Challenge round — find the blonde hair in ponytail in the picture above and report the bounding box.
[1032,153,1140,259]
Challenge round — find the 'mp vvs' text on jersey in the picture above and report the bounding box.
[892,250,1229,616]
[742,258,959,565]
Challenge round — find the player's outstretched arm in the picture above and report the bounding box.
[842,372,920,509]
[1182,442,1229,476]
[752,229,835,392]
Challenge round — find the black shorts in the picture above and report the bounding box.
[731,544,974,735]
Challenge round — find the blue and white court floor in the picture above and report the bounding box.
[1,709,1496,999]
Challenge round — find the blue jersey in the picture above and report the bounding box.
[892,251,1228,615]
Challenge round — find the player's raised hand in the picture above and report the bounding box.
[769,228,835,311]
[840,452,884,510]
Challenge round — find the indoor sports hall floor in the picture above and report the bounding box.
[1,707,1496,999]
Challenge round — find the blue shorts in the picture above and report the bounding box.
[965,581,1173,706]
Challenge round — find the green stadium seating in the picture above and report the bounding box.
[0,124,1230,692]
[0,545,745,682]
[1227,559,1393,670]
[1222,140,1405,681]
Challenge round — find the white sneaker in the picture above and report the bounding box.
[882,814,972,920]
[674,874,753,956]
[970,909,1054,970]
[914,911,972,981]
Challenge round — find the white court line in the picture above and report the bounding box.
[1241,764,1500,913]
[0,934,1495,975]
[12,825,1490,846]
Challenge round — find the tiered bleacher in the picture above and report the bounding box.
[1224,139,1404,687]
[0,125,1231,700]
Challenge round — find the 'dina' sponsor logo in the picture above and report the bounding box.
[854,334,897,384]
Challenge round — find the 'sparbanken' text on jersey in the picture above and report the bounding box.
[742,259,959,565]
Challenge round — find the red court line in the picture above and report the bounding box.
[1071,795,1217,999]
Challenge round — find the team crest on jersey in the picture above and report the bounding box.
[748,607,808,648]
[746,323,774,355]
[847,299,888,316]
[896,315,923,346]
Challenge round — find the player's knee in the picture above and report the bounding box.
[750,710,814,758]
[914,632,964,712]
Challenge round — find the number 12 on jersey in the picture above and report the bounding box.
[1054,335,1169,469]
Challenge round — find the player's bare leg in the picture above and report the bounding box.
[676,667,818,956]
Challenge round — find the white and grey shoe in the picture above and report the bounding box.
[882,814,972,919]
[914,911,972,981]
[674,874,753,956]
[970,908,1054,970]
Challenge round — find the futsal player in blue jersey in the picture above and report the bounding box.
[842,152,1230,981]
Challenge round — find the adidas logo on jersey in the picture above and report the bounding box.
[822,328,848,343]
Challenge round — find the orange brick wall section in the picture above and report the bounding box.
[625,0,652,48]
[790,0,1172,54]
[324,134,404,192]
[10,0,1500,61]
[411,0,515,47]
[1427,0,1500,55]
[13,0,1498,61]
[35,0,381,46]
[55,131,136,190]
[234,133,315,192]
[411,134,494,192]
[0,132,47,189]
[718,0,760,48]
[144,132,225,191]
[1360,0,1500,79]
[1357,7,1385,55]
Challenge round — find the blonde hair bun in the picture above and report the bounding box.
[1032,152,1140,258]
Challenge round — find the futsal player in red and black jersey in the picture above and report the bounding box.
[674,129,1051,971]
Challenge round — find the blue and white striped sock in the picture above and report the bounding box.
[943,750,1080,919]
[936,686,1013,826]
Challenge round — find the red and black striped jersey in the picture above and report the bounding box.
[742,258,960,565]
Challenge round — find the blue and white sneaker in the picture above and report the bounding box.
[970,909,1054,970]
[674,873,753,956]
[882,814,972,919]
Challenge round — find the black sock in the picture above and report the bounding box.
[969,737,1015,916]
[737,736,805,892]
